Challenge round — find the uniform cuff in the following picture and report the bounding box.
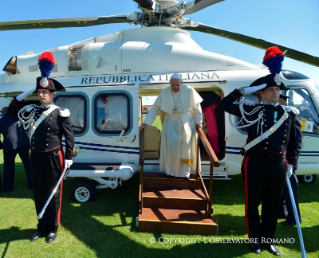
[65,152,73,160]
[230,89,243,99]
[287,157,297,166]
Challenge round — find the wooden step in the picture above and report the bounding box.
[143,172,197,179]
[143,188,207,210]
[139,208,217,235]
[143,173,201,189]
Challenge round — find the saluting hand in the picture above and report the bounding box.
[242,83,267,95]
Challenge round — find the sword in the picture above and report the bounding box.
[286,172,307,258]
[37,146,80,220]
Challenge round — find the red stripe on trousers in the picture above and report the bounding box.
[243,156,250,238]
[57,148,65,231]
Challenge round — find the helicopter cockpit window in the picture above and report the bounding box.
[94,93,129,134]
[54,95,86,135]
[285,89,319,134]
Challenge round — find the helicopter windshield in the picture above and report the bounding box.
[286,88,319,134]
[315,84,319,101]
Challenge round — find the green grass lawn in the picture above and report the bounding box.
[0,153,318,258]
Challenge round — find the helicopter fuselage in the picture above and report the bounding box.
[1,26,318,189]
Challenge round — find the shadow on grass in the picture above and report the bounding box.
[56,174,251,257]
[0,227,35,244]
[276,224,319,253]
[1,162,318,257]
[61,172,317,257]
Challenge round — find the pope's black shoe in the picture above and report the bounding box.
[249,243,262,255]
[264,243,281,256]
[45,232,57,243]
[30,231,43,242]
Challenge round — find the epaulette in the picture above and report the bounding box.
[59,108,70,117]
[25,104,36,112]
[282,106,300,115]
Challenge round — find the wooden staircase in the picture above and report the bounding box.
[138,127,219,235]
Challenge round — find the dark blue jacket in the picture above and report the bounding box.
[218,89,302,166]
[0,115,30,152]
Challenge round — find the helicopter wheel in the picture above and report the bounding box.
[298,174,317,184]
[71,179,97,203]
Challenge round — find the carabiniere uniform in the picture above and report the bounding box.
[218,74,302,243]
[8,77,74,233]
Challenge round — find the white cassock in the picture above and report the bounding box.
[144,84,203,178]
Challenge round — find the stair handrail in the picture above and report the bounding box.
[196,126,220,217]
[139,128,145,214]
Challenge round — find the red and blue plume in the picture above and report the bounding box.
[38,51,56,78]
[262,46,284,74]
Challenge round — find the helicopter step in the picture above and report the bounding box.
[137,172,217,235]
[67,162,139,202]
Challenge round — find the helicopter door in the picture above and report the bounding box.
[284,88,319,166]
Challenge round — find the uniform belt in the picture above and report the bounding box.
[240,110,289,156]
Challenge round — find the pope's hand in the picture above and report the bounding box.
[287,164,293,178]
[65,159,73,169]
[243,83,267,95]
[139,123,148,130]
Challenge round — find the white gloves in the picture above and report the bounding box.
[243,83,267,95]
[65,159,73,169]
[287,165,293,178]
[16,88,36,101]
[239,98,256,106]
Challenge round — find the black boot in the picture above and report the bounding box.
[264,243,281,256]
[249,243,262,255]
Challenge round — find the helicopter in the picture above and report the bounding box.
[0,0,318,203]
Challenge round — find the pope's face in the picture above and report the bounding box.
[170,79,182,93]
[37,89,55,104]
[259,86,280,103]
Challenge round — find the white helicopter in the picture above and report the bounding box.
[0,0,318,203]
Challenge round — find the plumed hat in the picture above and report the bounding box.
[250,46,286,90]
[34,51,65,92]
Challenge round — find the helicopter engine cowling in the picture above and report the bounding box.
[1,26,260,85]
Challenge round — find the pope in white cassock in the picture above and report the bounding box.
[139,73,203,179]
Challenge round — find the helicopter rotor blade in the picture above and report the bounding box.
[184,0,224,15]
[0,14,136,31]
[133,0,155,10]
[183,23,319,67]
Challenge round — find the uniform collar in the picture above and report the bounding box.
[260,100,280,107]
[40,102,55,110]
